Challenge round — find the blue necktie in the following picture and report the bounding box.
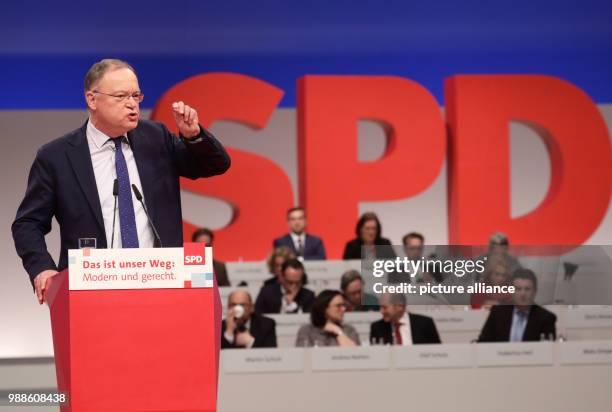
[510,310,528,342]
[113,137,139,248]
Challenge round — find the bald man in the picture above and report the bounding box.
[222,290,277,349]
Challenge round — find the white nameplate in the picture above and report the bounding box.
[344,312,380,335]
[476,342,554,367]
[225,261,270,283]
[559,341,612,365]
[226,260,361,289]
[394,344,473,369]
[268,314,310,337]
[218,286,261,310]
[221,348,305,374]
[410,309,487,332]
[565,307,612,329]
[68,245,213,290]
[311,346,390,371]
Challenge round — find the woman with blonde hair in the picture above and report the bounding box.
[471,255,513,309]
[264,246,296,286]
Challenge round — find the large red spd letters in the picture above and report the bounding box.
[152,74,612,260]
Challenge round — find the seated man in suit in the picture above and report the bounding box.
[222,290,277,349]
[255,258,315,314]
[192,227,230,287]
[370,293,441,345]
[273,207,326,260]
[340,270,379,312]
[478,268,556,342]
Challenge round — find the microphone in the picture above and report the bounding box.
[131,184,162,247]
[111,179,118,248]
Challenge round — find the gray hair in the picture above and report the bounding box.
[381,293,407,306]
[340,269,363,291]
[84,59,136,92]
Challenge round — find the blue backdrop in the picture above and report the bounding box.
[2,0,611,108]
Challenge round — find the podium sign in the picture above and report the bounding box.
[46,244,221,412]
[68,245,214,290]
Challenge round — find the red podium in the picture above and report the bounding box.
[45,247,222,412]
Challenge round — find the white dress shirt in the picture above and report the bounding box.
[394,312,413,346]
[281,286,300,314]
[290,232,306,255]
[86,120,155,248]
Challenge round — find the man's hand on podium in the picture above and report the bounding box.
[34,269,58,304]
[171,101,200,139]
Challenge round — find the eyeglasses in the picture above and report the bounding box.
[93,90,144,103]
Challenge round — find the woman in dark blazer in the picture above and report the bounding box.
[342,212,396,260]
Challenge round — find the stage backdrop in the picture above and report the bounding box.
[1,1,611,358]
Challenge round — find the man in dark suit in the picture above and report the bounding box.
[192,227,230,287]
[369,293,441,345]
[255,258,315,314]
[12,59,231,304]
[478,268,556,342]
[273,207,326,260]
[222,290,276,349]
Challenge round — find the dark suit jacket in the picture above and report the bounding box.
[221,313,277,349]
[213,260,230,287]
[273,233,326,260]
[254,283,315,314]
[12,120,231,284]
[342,237,396,260]
[370,313,441,345]
[478,304,557,342]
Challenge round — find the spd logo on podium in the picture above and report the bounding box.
[184,242,207,265]
[183,243,214,288]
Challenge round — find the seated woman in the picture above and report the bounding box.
[342,212,396,260]
[295,290,360,347]
[263,246,296,286]
[470,255,514,309]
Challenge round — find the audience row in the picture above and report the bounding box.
[221,265,557,349]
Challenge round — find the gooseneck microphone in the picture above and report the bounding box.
[131,184,163,247]
[111,179,119,248]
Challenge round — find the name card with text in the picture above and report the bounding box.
[559,341,612,365]
[476,342,554,367]
[221,348,305,374]
[268,314,310,336]
[311,346,390,371]
[411,309,488,332]
[225,261,270,284]
[344,312,380,334]
[565,307,612,329]
[394,344,473,369]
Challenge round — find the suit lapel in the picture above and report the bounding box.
[128,128,156,228]
[249,315,260,346]
[382,321,393,344]
[66,123,105,236]
[409,314,420,343]
[523,306,539,341]
[502,306,515,341]
[284,234,297,254]
[274,283,283,312]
